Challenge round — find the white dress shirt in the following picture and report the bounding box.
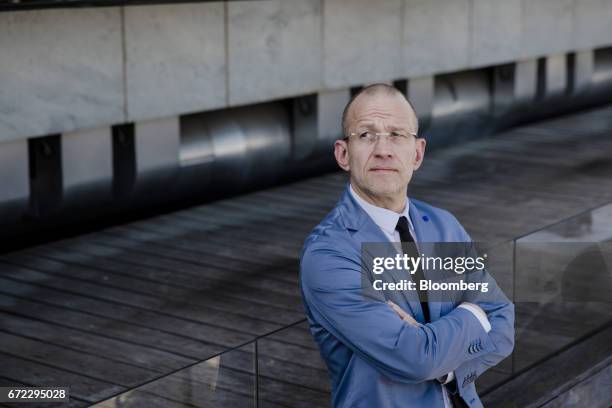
[349,185,491,407]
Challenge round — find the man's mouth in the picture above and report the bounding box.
[369,167,398,173]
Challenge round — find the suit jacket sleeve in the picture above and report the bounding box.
[300,240,497,384]
[452,224,516,394]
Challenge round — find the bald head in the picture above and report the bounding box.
[341,83,419,138]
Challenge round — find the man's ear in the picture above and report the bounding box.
[334,140,350,171]
[413,138,426,170]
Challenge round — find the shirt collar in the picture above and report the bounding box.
[349,184,413,236]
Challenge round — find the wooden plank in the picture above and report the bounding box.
[0,277,276,351]
[0,261,287,341]
[0,308,194,372]
[144,207,318,252]
[0,331,151,387]
[90,225,301,282]
[66,233,303,312]
[4,250,300,328]
[0,291,224,362]
[0,352,124,404]
[41,236,298,290]
[102,222,304,277]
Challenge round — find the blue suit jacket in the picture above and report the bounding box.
[300,186,515,408]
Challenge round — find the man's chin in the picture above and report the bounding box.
[366,184,404,198]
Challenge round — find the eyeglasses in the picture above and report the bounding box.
[342,130,418,145]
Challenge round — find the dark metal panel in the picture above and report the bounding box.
[0,0,224,13]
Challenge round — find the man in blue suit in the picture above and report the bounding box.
[300,84,515,407]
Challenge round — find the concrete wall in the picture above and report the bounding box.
[1,0,612,142]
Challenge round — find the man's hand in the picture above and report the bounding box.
[387,300,421,327]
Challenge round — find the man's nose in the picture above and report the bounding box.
[372,134,394,157]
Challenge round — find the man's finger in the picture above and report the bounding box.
[401,314,421,327]
[386,300,406,316]
[387,301,421,327]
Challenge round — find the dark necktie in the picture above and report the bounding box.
[396,216,469,408]
[395,216,430,323]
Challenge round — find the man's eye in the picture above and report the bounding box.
[359,132,370,138]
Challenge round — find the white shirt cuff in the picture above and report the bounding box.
[437,371,455,384]
[458,303,491,333]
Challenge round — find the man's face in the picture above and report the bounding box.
[334,92,425,202]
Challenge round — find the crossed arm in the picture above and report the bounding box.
[388,297,513,389]
[300,244,514,384]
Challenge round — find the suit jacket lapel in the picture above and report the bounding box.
[342,186,422,319]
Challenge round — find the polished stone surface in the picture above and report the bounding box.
[470,0,522,68]
[0,8,123,142]
[324,0,403,87]
[403,0,470,77]
[521,0,574,58]
[2,1,612,142]
[125,2,226,121]
[228,0,321,106]
[573,0,612,50]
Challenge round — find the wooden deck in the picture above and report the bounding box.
[2,105,612,407]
